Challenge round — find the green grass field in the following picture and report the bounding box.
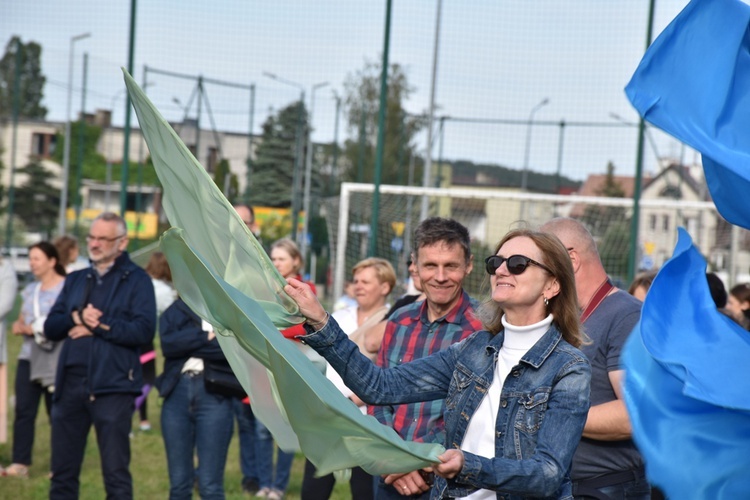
[0,295,352,499]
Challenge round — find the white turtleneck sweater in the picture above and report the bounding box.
[460,314,553,500]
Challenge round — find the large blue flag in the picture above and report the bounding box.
[625,0,750,230]
[623,229,750,498]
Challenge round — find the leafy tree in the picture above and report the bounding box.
[580,161,630,277]
[599,219,631,282]
[581,161,628,240]
[0,36,47,119]
[246,101,307,207]
[14,159,59,238]
[0,144,5,213]
[52,121,160,191]
[340,59,424,187]
[213,158,239,202]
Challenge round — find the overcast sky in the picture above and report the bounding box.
[4,0,696,181]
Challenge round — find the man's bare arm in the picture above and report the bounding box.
[581,369,632,440]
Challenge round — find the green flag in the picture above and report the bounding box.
[123,69,444,475]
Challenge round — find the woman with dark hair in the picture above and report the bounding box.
[286,228,591,499]
[1,242,66,478]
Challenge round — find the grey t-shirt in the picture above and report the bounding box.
[572,289,644,480]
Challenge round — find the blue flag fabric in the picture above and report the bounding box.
[625,0,750,230]
[622,229,750,498]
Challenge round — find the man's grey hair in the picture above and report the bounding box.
[94,212,128,236]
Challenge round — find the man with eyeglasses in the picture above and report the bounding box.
[45,212,156,499]
[372,217,483,499]
[540,217,648,500]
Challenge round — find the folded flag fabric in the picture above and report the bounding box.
[123,69,444,475]
[623,228,750,498]
[625,0,750,230]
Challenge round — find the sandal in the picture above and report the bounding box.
[2,463,29,478]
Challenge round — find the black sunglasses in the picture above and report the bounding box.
[485,254,554,276]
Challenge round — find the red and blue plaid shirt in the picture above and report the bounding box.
[368,289,482,444]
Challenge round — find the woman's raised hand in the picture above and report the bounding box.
[285,277,328,324]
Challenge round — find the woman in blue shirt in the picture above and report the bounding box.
[285,228,591,499]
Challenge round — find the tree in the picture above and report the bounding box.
[246,101,308,207]
[0,36,47,119]
[51,121,160,191]
[581,161,628,240]
[340,59,424,187]
[580,161,630,278]
[213,158,239,202]
[14,159,59,238]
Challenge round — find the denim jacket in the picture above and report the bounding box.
[302,317,591,499]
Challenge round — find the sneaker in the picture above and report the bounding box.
[242,478,260,495]
[267,489,284,500]
[1,463,29,478]
[139,421,151,431]
[255,487,272,498]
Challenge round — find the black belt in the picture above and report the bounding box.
[572,467,645,500]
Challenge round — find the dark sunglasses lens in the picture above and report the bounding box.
[485,256,500,275]
[507,256,529,275]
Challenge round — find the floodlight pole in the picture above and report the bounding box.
[368,0,393,256]
[419,0,443,221]
[58,32,90,237]
[628,0,656,283]
[120,0,137,217]
[301,81,329,259]
[4,38,21,249]
[263,71,306,243]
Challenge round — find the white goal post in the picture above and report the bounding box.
[327,182,730,302]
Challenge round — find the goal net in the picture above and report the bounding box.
[323,182,727,301]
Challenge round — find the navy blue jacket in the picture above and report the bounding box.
[45,252,156,400]
[156,298,230,399]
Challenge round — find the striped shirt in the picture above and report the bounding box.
[369,290,482,444]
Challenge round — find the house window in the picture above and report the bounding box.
[649,214,657,231]
[662,215,670,231]
[31,132,57,158]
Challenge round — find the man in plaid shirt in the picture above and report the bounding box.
[369,217,483,499]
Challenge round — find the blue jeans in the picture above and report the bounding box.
[256,419,294,491]
[233,398,259,484]
[161,372,234,500]
[50,373,134,499]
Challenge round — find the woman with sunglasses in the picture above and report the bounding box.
[285,228,591,499]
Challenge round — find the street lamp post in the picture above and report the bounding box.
[521,98,549,192]
[301,81,329,260]
[264,72,305,244]
[58,32,91,237]
[106,89,128,212]
[520,97,549,221]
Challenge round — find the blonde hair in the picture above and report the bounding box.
[352,257,397,295]
[271,238,303,275]
[477,228,585,348]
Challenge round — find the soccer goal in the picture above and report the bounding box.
[324,182,729,301]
